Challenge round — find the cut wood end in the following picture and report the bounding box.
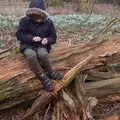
[88,97,98,108]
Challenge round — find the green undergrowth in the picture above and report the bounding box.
[0,13,119,29]
[0,13,119,46]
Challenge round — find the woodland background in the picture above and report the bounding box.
[0,0,120,120]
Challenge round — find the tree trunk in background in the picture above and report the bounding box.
[73,0,95,13]
[45,0,63,7]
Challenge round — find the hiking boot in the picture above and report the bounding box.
[48,72,63,80]
[38,74,54,92]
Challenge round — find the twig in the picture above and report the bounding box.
[35,113,40,120]
[43,103,51,120]
[61,90,76,112]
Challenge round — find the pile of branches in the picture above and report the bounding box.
[0,35,120,120]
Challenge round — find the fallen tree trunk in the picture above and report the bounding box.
[0,37,120,112]
[22,55,92,120]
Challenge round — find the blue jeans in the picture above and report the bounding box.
[24,47,53,76]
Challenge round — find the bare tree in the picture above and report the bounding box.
[71,0,95,13]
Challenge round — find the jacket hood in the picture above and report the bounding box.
[26,8,49,20]
[29,0,46,10]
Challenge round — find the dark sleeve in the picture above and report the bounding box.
[16,17,33,44]
[47,19,57,45]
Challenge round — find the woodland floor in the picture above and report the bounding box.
[47,3,120,16]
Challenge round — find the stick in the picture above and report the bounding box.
[85,77,120,90]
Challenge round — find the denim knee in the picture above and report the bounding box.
[24,49,37,60]
[37,48,48,59]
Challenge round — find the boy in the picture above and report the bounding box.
[16,6,63,92]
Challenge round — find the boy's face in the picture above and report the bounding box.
[32,15,44,22]
[35,18,43,22]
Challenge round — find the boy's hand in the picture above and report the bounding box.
[41,38,48,45]
[33,36,41,42]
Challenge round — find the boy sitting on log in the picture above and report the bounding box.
[16,0,63,92]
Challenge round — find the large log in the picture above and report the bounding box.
[22,55,92,120]
[0,38,120,111]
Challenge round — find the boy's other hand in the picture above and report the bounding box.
[41,38,48,45]
[33,36,41,42]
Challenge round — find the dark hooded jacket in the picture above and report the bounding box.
[16,16,57,53]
